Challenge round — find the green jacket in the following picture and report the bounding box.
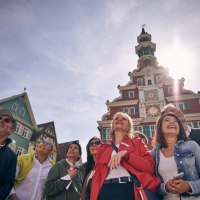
[45,159,84,200]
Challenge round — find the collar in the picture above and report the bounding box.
[1,138,12,146]
[186,125,191,136]
[66,158,77,167]
[155,139,185,149]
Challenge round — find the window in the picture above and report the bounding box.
[147,80,152,85]
[15,123,21,134]
[187,122,200,128]
[168,87,173,94]
[134,125,155,138]
[134,126,142,132]
[124,91,134,99]
[156,76,162,84]
[175,102,190,110]
[22,127,30,139]
[137,78,143,85]
[193,122,199,128]
[144,59,151,66]
[130,107,139,115]
[11,102,18,111]
[20,108,26,117]
[143,126,150,137]
[17,147,24,156]
[101,128,110,140]
[150,125,156,137]
[125,92,129,98]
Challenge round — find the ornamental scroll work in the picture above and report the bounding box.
[144,89,159,101]
[146,105,161,117]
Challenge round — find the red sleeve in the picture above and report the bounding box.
[124,138,154,174]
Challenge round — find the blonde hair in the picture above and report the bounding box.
[109,112,134,139]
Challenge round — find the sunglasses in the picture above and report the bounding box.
[40,141,53,149]
[0,118,12,123]
[89,140,101,147]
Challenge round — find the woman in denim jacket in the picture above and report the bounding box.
[151,112,200,200]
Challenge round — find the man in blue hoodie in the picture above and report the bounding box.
[0,109,17,200]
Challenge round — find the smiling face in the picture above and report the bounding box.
[66,143,81,161]
[162,115,179,137]
[0,115,15,136]
[88,139,101,157]
[112,113,129,133]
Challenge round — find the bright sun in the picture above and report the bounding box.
[157,39,195,80]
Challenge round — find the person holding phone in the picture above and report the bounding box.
[45,141,84,200]
[151,112,200,199]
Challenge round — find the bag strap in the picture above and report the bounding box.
[111,143,118,153]
[110,143,142,188]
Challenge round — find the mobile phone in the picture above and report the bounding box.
[173,172,184,180]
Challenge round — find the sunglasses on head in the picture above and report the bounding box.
[89,140,101,147]
[0,118,12,123]
[40,141,53,149]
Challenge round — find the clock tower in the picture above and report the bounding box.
[97,28,200,148]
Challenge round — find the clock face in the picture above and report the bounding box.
[144,89,158,101]
[146,105,160,117]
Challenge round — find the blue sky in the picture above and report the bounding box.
[0,0,200,161]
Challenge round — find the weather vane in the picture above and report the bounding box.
[142,24,146,28]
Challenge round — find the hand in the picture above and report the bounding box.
[68,168,78,180]
[108,150,127,169]
[166,179,191,194]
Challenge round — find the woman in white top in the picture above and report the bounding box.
[151,112,200,200]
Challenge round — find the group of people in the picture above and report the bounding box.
[0,103,200,200]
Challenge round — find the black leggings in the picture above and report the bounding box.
[98,182,135,200]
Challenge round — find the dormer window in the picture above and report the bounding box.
[137,78,143,85]
[11,102,18,112]
[20,108,26,117]
[124,91,135,99]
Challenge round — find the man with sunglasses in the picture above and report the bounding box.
[8,137,54,200]
[0,109,17,200]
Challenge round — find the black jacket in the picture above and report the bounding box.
[189,128,200,146]
[0,138,17,200]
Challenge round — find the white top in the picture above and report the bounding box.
[106,145,130,180]
[15,156,52,200]
[60,159,80,189]
[159,151,180,200]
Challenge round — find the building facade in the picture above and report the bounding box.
[0,92,38,155]
[98,28,200,147]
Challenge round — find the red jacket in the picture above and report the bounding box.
[90,136,160,200]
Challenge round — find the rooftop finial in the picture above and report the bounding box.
[142,24,146,34]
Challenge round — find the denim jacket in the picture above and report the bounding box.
[151,140,200,197]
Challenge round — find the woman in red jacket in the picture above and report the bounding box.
[90,112,160,200]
